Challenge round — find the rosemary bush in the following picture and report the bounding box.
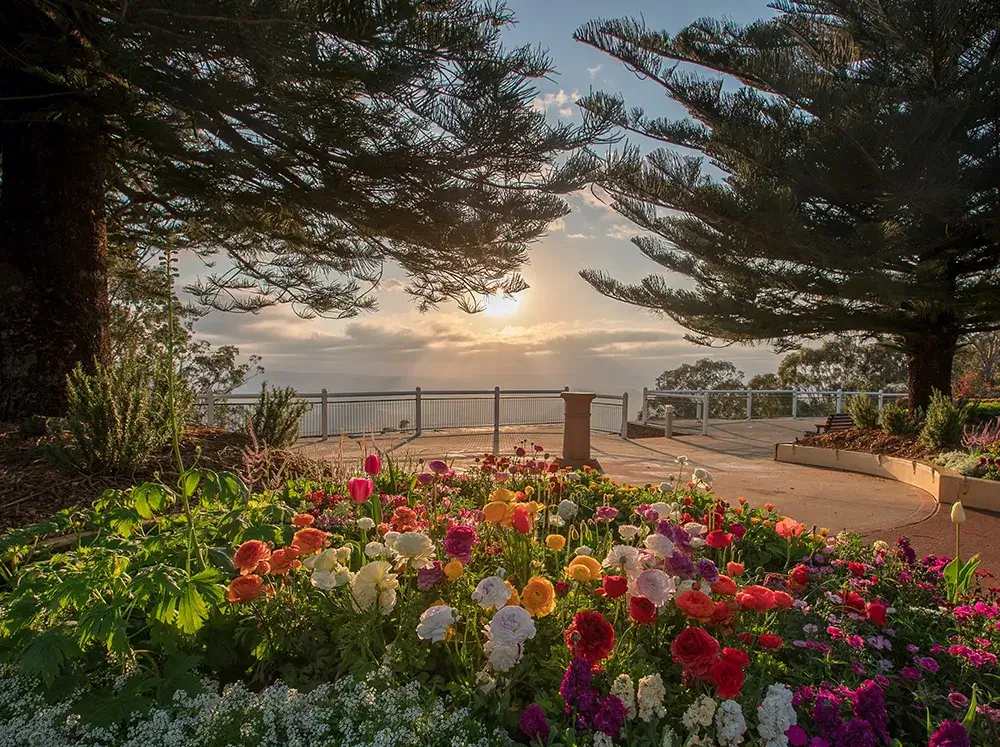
[249,383,310,448]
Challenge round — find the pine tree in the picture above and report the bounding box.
[574,0,1000,409]
[0,0,593,418]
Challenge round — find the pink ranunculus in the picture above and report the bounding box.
[442,524,479,563]
[729,523,746,540]
[348,476,374,504]
[775,518,805,539]
[364,453,382,476]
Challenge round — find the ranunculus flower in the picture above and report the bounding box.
[772,590,794,609]
[710,650,746,699]
[442,524,478,563]
[602,575,628,599]
[484,501,509,524]
[416,604,455,643]
[759,633,783,650]
[565,610,615,664]
[567,555,603,582]
[364,453,381,476]
[775,517,804,539]
[233,540,271,575]
[676,590,716,621]
[844,590,866,611]
[472,576,512,609]
[848,561,866,577]
[546,534,566,551]
[736,585,776,612]
[790,564,810,586]
[729,523,746,540]
[706,529,732,548]
[348,477,374,504]
[291,527,328,556]
[443,559,464,580]
[629,595,658,624]
[512,505,532,533]
[267,546,301,575]
[227,574,263,603]
[427,459,449,474]
[292,513,315,527]
[726,561,744,577]
[670,626,720,677]
[867,600,888,627]
[710,575,738,596]
[521,577,556,618]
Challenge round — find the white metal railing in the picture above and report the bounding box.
[640,388,908,436]
[198,388,629,452]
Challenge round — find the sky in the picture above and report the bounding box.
[192,0,783,396]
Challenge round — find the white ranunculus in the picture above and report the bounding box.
[618,524,641,540]
[566,472,581,483]
[634,568,675,606]
[603,544,643,572]
[304,548,341,572]
[692,467,713,484]
[311,566,353,590]
[485,640,521,672]
[684,522,707,537]
[471,576,512,609]
[356,517,375,531]
[333,545,352,565]
[557,499,578,520]
[658,482,673,492]
[575,545,593,556]
[643,533,675,558]
[548,514,566,528]
[364,541,387,558]
[350,560,399,615]
[650,502,673,520]
[489,605,536,645]
[416,605,456,643]
[388,531,435,569]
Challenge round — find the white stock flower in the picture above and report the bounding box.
[604,544,643,572]
[472,576,512,609]
[416,605,456,643]
[594,734,613,747]
[637,673,666,722]
[715,700,747,747]
[611,674,636,720]
[643,533,675,558]
[557,499,578,520]
[489,605,536,646]
[356,517,375,531]
[350,560,398,615]
[757,684,797,747]
[634,569,675,606]
[364,541,387,558]
[661,728,676,747]
[387,531,435,569]
[618,524,641,540]
[682,695,717,732]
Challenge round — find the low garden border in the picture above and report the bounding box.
[774,443,1000,512]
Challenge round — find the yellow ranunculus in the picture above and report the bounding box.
[444,560,464,580]
[520,577,556,618]
[565,564,591,582]
[490,489,515,503]
[545,534,566,551]
[484,501,509,524]
[565,554,602,582]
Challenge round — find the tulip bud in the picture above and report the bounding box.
[951,501,966,525]
[364,453,381,476]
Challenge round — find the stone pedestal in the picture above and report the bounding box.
[561,392,597,465]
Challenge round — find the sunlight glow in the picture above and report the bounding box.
[484,291,519,318]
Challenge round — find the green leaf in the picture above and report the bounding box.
[963,684,978,729]
[20,629,80,686]
[131,483,170,519]
[176,582,209,635]
[180,469,203,497]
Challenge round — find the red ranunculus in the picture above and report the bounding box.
[629,595,658,624]
[711,650,747,699]
[848,561,866,578]
[726,561,744,577]
[735,585,776,612]
[867,600,888,627]
[790,564,810,586]
[512,506,532,533]
[772,591,794,609]
[670,626,720,677]
[555,581,570,597]
[603,575,628,599]
[738,632,755,646]
[758,634,783,650]
[706,530,733,548]
[711,601,734,627]
[844,590,866,611]
[565,610,615,664]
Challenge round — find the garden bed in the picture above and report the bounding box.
[799,428,940,461]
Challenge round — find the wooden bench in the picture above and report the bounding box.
[810,413,854,435]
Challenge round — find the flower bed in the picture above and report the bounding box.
[1,449,998,746]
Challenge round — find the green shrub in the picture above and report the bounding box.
[248,382,310,447]
[848,396,880,429]
[879,400,921,436]
[48,357,171,474]
[919,389,969,448]
[967,399,1000,426]
[934,450,986,477]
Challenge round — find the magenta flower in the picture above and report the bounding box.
[417,561,446,591]
[442,524,479,563]
[364,453,381,476]
[519,704,550,744]
[929,721,970,747]
[427,459,449,474]
[347,477,374,504]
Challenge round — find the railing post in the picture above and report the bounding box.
[695,390,703,421]
[836,389,843,414]
[746,390,752,420]
[492,386,501,456]
[877,390,884,411]
[620,392,629,438]
[641,386,649,423]
[415,387,422,435]
[321,388,329,440]
[791,390,798,419]
[205,390,215,427]
[701,390,710,435]
[664,405,674,438]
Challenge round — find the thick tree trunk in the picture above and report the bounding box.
[0,123,110,420]
[903,329,959,412]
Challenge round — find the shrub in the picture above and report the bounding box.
[934,450,986,477]
[919,389,969,448]
[879,400,920,436]
[48,357,171,474]
[967,399,1000,426]
[963,417,1000,452]
[847,395,880,429]
[248,382,310,448]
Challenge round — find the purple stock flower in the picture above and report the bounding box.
[896,536,916,565]
[929,721,971,747]
[852,680,889,742]
[696,558,720,583]
[667,551,696,578]
[417,561,446,591]
[593,695,627,737]
[835,719,879,747]
[519,705,550,744]
[813,692,844,739]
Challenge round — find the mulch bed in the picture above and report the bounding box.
[798,428,941,461]
[0,424,252,531]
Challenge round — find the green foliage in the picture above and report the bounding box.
[48,357,171,474]
[880,400,921,437]
[944,554,980,604]
[249,383,310,448]
[920,389,969,448]
[934,451,986,477]
[848,395,880,429]
[777,339,907,392]
[967,400,1000,426]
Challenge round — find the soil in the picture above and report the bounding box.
[0,423,252,531]
[798,428,941,461]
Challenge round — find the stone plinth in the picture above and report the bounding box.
[560,392,597,465]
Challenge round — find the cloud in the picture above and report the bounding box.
[547,217,566,232]
[605,223,637,240]
[531,89,579,118]
[587,65,602,79]
[380,278,406,292]
[570,186,620,216]
[566,233,592,239]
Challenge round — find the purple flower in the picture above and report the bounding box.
[852,680,889,742]
[593,695,626,737]
[896,536,916,565]
[417,561,446,591]
[901,666,921,681]
[519,705,550,744]
[667,551,695,578]
[835,719,879,747]
[948,693,969,709]
[810,740,830,747]
[442,524,478,563]
[929,721,971,747]
[427,459,449,474]
[696,558,720,583]
[786,725,808,746]
[595,505,619,522]
[917,656,939,672]
[417,472,434,485]
[814,692,844,739]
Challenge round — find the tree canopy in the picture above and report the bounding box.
[0,0,594,418]
[574,0,1000,409]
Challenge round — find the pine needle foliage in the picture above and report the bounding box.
[848,396,880,430]
[920,389,969,448]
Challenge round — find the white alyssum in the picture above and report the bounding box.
[715,699,747,746]
[610,674,636,720]
[757,684,797,747]
[471,576,511,610]
[636,673,666,722]
[682,695,717,732]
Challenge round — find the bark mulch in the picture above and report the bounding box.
[798,428,941,461]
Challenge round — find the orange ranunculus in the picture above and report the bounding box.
[565,564,592,582]
[567,555,603,581]
[726,561,745,577]
[775,518,805,539]
[546,534,566,551]
[484,501,509,524]
[292,513,315,527]
[521,577,556,618]
[444,560,464,580]
[268,546,301,575]
[233,540,271,575]
[504,581,521,606]
[710,575,739,596]
[772,590,794,609]
[764,502,776,512]
[735,584,777,612]
[227,574,263,603]
[738,496,747,504]
[676,590,717,621]
[291,527,328,555]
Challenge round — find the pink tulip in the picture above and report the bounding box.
[364,453,381,476]
[427,459,449,475]
[348,477,374,504]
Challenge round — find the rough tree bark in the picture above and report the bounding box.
[903,328,959,412]
[0,123,110,420]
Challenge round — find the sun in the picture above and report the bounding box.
[483,290,519,318]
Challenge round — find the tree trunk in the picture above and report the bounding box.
[903,329,959,412]
[0,123,110,420]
